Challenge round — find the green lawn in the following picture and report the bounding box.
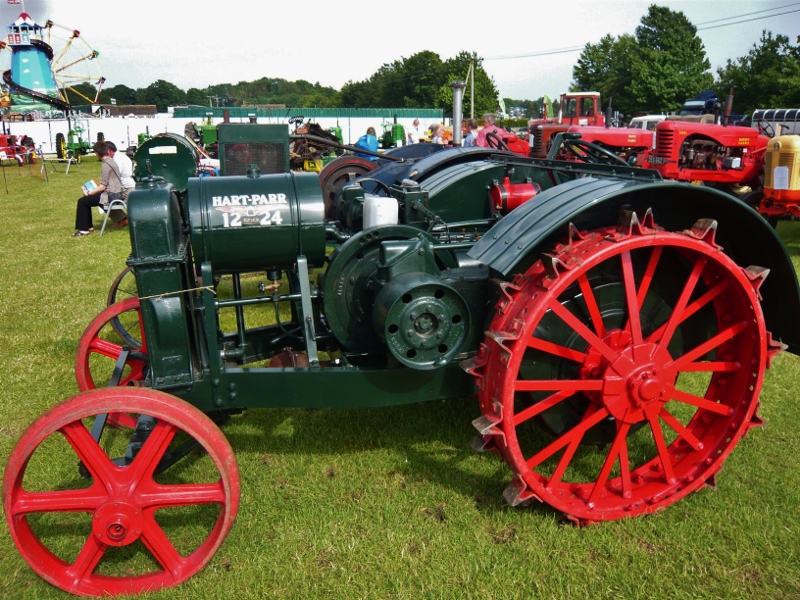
[0,158,798,599]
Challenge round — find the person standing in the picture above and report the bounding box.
[354,127,379,159]
[407,119,421,144]
[430,124,447,145]
[71,141,124,237]
[474,113,504,148]
[463,118,479,147]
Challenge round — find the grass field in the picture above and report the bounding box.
[0,157,799,599]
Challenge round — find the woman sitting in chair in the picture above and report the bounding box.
[71,141,125,237]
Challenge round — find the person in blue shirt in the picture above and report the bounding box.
[354,127,379,159]
[463,118,479,147]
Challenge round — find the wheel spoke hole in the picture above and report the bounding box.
[24,511,93,564]
[152,504,223,558]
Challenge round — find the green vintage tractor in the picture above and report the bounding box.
[5,129,799,596]
[54,120,103,162]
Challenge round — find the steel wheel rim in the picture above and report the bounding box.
[3,387,240,596]
[75,298,147,392]
[481,223,766,521]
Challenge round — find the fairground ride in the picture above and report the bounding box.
[0,11,104,116]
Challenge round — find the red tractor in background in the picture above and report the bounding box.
[0,133,36,165]
[529,92,605,157]
[645,120,768,196]
[565,124,654,166]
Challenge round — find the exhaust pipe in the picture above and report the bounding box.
[722,87,734,126]
[451,80,466,146]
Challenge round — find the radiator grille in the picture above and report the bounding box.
[222,142,287,175]
[765,151,798,189]
[654,129,674,158]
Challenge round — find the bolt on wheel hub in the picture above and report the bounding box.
[92,500,144,547]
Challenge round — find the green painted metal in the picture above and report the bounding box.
[217,123,289,175]
[132,133,200,194]
[186,172,326,273]
[124,147,800,416]
[127,181,196,391]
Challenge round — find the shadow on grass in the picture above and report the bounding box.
[219,397,566,520]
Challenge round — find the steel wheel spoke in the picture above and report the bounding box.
[514,379,603,392]
[549,405,600,486]
[647,280,729,344]
[128,421,177,486]
[140,512,186,580]
[647,411,676,483]
[659,407,704,451]
[88,338,123,360]
[578,273,606,338]
[528,336,587,362]
[679,360,740,372]
[513,389,574,426]
[637,246,663,307]
[670,388,732,415]
[64,535,107,585]
[669,321,748,371]
[11,487,107,516]
[548,300,621,365]
[525,407,610,470]
[61,422,117,488]
[138,482,226,510]
[589,421,631,504]
[621,251,644,346]
[659,256,707,351]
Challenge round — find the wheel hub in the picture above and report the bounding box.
[602,342,675,424]
[92,500,144,547]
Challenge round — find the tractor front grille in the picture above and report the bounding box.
[654,129,674,159]
[221,142,287,176]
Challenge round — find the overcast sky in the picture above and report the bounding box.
[2,1,799,103]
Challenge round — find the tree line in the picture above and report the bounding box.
[65,4,799,119]
[571,4,800,118]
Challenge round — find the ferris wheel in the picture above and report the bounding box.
[43,19,105,105]
[0,13,104,110]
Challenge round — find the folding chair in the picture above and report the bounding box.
[99,197,127,236]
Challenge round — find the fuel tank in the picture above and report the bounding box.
[186,171,326,273]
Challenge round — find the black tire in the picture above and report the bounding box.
[318,156,377,220]
[55,132,65,159]
[107,266,141,349]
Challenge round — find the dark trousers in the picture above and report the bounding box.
[74,192,126,231]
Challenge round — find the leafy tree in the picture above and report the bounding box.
[135,79,187,112]
[571,33,637,116]
[628,5,713,113]
[571,5,713,115]
[715,31,800,116]
[98,84,136,105]
[341,79,376,108]
[435,51,498,117]
[186,87,211,107]
[400,51,446,108]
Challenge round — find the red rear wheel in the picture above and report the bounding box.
[3,387,240,597]
[76,298,147,429]
[470,213,775,522]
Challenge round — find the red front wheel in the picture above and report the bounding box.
[469,212,778,523]
[3,387,240,596]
